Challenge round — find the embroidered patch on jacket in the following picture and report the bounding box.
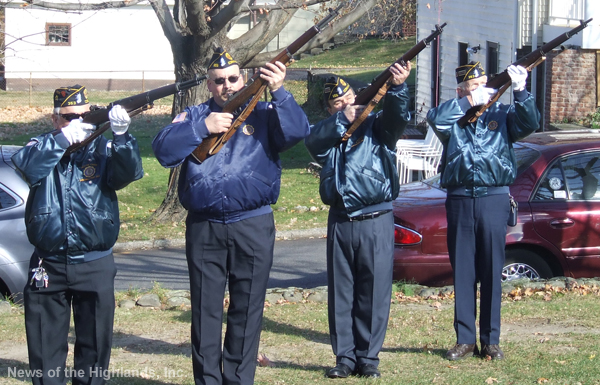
[80,164,100,182]
[172,112,187,123]
[243,124,255,135]
[488,121,498,131]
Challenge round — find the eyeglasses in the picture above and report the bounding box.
[212,75,240,85]
[59,112,90,121]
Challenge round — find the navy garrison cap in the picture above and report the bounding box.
[53,85,89,108]
[323,76,352,102]
[455,61,486,84]
[208,48,239,70]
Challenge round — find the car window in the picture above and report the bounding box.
[534,152,600,201]
[0,185,18,210]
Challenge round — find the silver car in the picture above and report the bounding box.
[0,145,33,303]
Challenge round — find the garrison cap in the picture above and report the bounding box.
[208,47,238,70]
[53,85,89,108]
[455,61,486,84]
[323,76,352,102]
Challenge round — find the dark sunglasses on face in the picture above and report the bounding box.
[212,75,240,85]
[59,111,90,121]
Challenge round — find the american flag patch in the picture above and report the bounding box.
[172,112,187,123]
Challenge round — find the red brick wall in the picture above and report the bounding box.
[544,49,597,129]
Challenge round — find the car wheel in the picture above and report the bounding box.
[502,249,553,282]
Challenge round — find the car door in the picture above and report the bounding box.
[530,151,600,277]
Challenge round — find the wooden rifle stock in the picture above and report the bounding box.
[57,75,208,156]
[457,18,593,127]
[191,5,343,163]
[341,22,447,142]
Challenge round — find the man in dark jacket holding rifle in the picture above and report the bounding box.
[152,48,309,385]
[305,62,411,379]
[12,84,143,385]
[427,62,540,361]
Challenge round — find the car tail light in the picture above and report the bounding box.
[394,224,422,245]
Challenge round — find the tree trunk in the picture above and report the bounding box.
[150,166,188,223]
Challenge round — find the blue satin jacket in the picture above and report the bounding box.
[427,90,540,189]
[152,87,310,223]
[12,132,143,263]
[305,83,411,216]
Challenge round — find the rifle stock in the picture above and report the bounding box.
[342,23,447,141]
[458,18,593,127]
[59,75,208,156]
[191,5,343,162]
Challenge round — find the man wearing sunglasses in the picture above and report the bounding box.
[153,48,310,385]
[11,84,144,385]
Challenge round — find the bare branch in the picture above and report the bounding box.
[24,0,146,11]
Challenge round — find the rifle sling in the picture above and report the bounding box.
[342,83,390,142]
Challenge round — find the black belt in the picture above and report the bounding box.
[349,209,392,221]
[447,186,509,198]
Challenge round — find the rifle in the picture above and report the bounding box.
[59,75,208,156]
[341,22,447,142]
[191,5,343,162]
[458,18,593,127]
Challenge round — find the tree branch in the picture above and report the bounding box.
[25,0,147,11]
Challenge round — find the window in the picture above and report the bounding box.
[46,23,71,46]
[486,41,499,75]
[534,152,600,201]
[0,186,18,210]
[458,42,468,66]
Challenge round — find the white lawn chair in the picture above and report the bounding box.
[396,129,443,184]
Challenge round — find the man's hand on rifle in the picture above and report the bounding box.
[259,61,286,92]
[389,61,412,86]
[61,118,95,145]
[507,65,528,92]
[109,105,131,135]
[205,112,233,134]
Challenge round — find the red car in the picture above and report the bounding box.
[393,130,600,286]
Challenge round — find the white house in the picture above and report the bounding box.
[3,1,318,91]
[415,0,600,129]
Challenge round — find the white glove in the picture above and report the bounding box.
[109,104,130,135]
[470,86,497,106]
[507,65,527,91]
[61,118,95,145]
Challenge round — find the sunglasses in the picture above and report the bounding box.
[59,111,90,121]
[212,75,240,85]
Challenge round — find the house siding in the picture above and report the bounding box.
[415,0,517,125]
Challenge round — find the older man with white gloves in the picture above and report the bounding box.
[11,84,143,385]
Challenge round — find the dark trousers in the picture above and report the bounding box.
[186,213,275,385]
[24,254,116,385]
[326,211,394,370]
[445,194,509,345]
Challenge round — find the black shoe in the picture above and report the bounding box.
[326,363,354,378]
[357,364,381,378]
[446,343,479,361]
[480,344,504,360]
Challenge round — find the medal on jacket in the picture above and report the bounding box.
[242,124,255,135]
[488,121,498,131]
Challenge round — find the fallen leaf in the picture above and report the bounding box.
[537,378,549,384]
[257,353,274,367]
[485,377,498,384]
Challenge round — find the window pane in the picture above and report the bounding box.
[47,24,70,45]
[533,161,566,200]
[562,153,600,200]
[0,188,17,209]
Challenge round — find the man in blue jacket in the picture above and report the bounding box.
[427,62,540,361]
[152,48,309,385]
[305,63,411,379]
[12,85,143,385]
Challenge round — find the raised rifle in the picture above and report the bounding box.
[458,18,593,127]
[191,5,342,162]
[341,22,447,142]
[58,75,208,156]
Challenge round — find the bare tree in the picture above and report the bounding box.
[22,0,382,223]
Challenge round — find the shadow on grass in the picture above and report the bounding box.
[261,316,330,344]
[382,346,448,359]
